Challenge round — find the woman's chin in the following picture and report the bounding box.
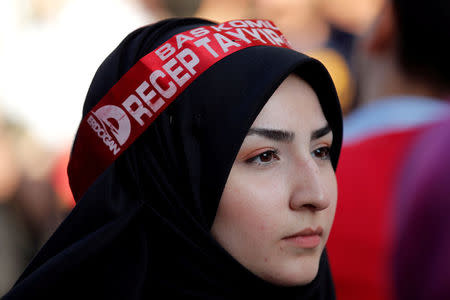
[258,257,320,287]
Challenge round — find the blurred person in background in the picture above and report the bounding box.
[252,0,352,111]
[251,0,383,115]
[251,0,330,51]
[316,0,385,62]
[0,0,160,152]
[0,114,28,296]
[393,116,450,300]
[0,113,67,297]
[195,0,249,21]
[313,0,384,115]
[50,148,76,209]
[252,0,383,59]
[326,1,450,300]
[0,0,169,248]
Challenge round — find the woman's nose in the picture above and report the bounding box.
[288,156,330,211]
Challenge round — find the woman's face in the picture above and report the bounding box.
[211,74,337,286]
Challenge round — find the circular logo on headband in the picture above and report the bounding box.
[88,105,132,155]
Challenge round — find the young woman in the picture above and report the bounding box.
[4,18,342,299]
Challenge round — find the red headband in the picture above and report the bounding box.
[68,19,292,202]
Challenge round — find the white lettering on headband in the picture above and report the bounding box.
[68,19,291,201]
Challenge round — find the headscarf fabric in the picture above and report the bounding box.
[4,18,342,299]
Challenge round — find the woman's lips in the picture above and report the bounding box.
[282,227,323,249]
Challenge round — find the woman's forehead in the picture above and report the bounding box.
[251,74,327,133]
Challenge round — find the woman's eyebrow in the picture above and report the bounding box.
[311,125,331,141]
[247,128,294,143]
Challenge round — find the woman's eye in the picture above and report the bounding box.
[246,150,280,166]
[312,146,331,160]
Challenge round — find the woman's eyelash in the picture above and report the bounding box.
[245,150,280,166]
[312,146,331,160]
[244,146,330,166]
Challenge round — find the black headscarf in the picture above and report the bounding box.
[4,18,342,299]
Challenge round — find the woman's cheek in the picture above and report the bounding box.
[322,169,338,242]
[220,170,286,233]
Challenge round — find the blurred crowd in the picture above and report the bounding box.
[0,0,449,299]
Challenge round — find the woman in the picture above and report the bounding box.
[4,18,342,299]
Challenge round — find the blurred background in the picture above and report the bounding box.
[0,0,387,296]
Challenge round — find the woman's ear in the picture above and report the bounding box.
[360,2,396,55]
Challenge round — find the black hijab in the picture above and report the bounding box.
[4,18,342,299]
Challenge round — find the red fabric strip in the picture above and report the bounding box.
[68,19,291,202]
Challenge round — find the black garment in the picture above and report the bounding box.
[4,18,342,299]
